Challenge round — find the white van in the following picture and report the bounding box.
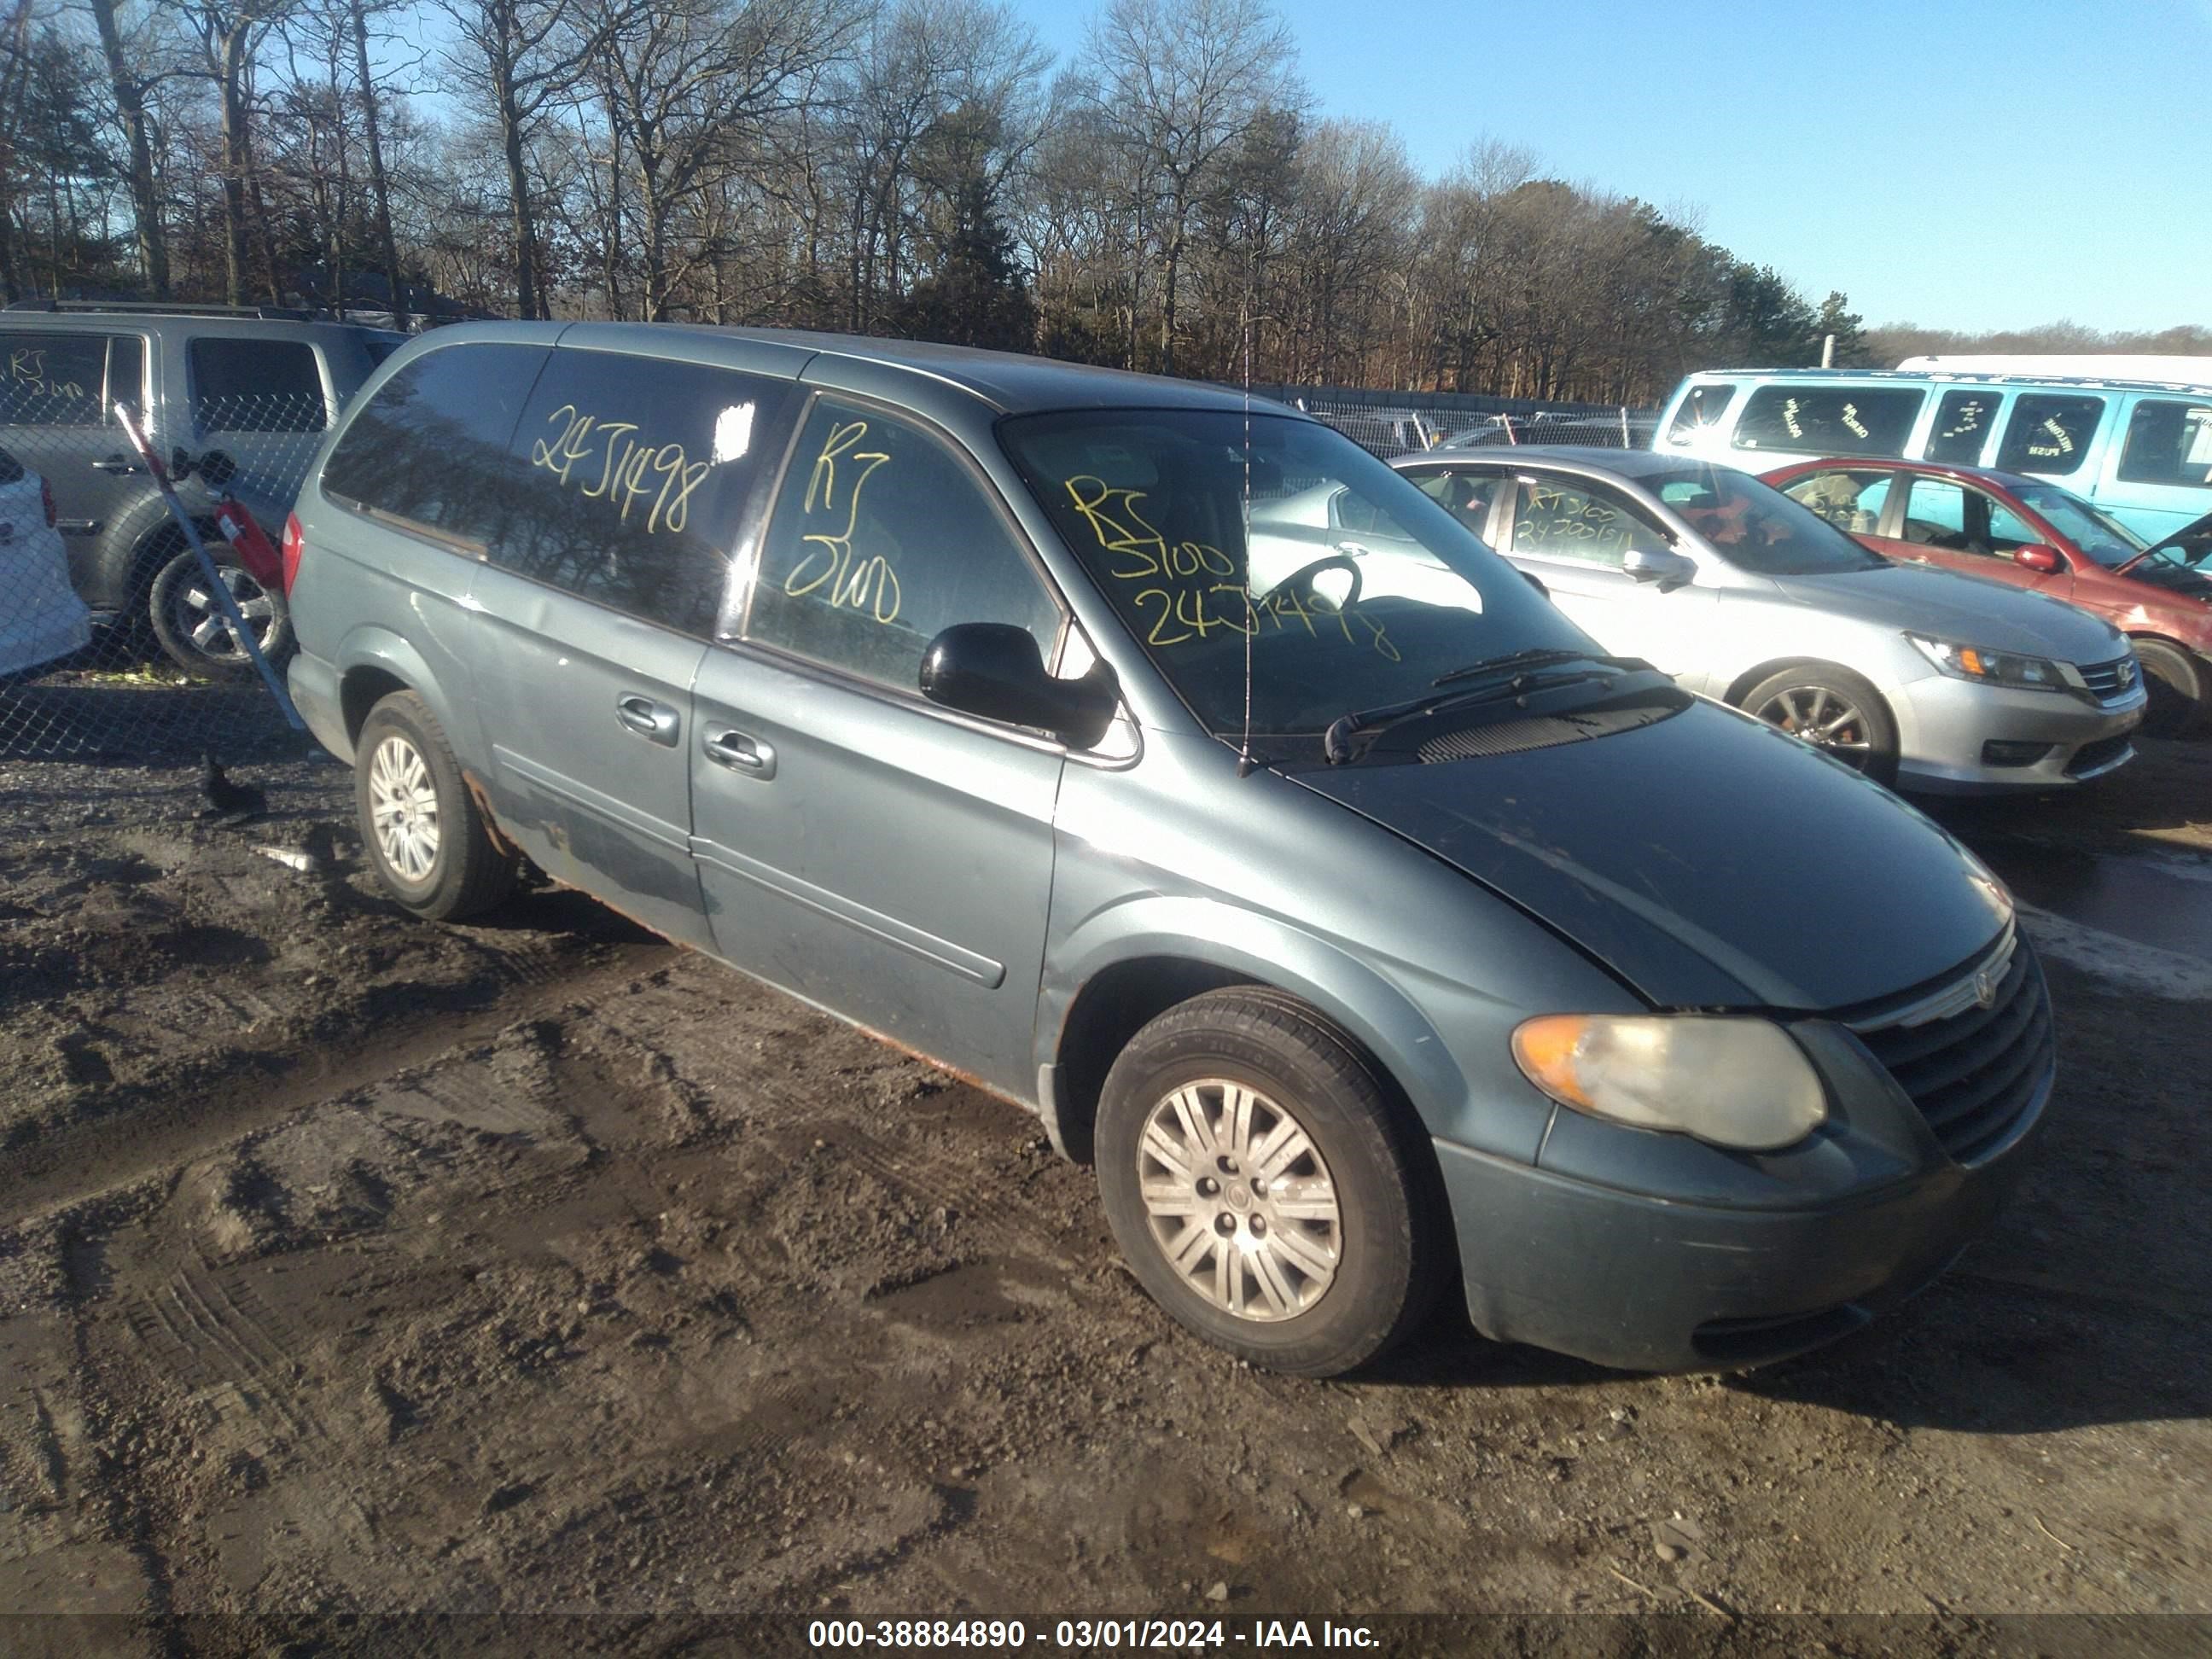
[1653,368,2212,543]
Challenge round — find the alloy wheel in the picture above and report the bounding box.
[369,734,441,882]
[1755,683,1876,768]
[172,564,279,664]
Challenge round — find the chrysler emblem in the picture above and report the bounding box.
[1972,968,2000,1010]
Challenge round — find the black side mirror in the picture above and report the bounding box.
[920,623,1120,749]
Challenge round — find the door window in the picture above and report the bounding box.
[2117,399,2212,487]
[1412,469,1508,537]
[321,341,550,551]
[0,333,110,426]
[748,398,1061,694]
[1509,476,1668,568]
[1983,497,2041,553]
[1924,389,2001,464]
[1778,469,1891,533]
[498,351,793,636]
[1731,386,1924,456]
[1994,393,2104,476]
[189,338,329,432]
[1901,478,1988,554]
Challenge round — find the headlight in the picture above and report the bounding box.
[1511,1015,1827,1151]
[1906,633,2065,692]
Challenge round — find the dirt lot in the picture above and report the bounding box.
[1,732,2208,1648]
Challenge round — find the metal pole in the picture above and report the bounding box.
[1621,405,1631,446]
[1821,334,1836,368]
[114,403,306,730]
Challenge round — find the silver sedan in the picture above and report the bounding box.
[1379,447,2147,793]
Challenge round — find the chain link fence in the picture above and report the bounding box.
[0,390,324,760]
[1291,398,1662,458]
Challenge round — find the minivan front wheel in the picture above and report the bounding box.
[1740,664,1899,785]
[354,691,518,921]
[1095,988,1441,1377]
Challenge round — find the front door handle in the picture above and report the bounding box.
[702,729,776,779]
[90,455,143,474]
[615,693,680,747]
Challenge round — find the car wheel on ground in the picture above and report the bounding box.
[2131,639,2205,737]
[354,690,518,921]
[1094,987,1443,1377]
[148,542,291,678]
[1738,664,1900,785]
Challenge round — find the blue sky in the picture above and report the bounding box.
[1021,0,2212,333]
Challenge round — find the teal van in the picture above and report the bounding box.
[1653,369,2212,544]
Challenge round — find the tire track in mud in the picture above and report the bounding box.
[0,938,681,1226]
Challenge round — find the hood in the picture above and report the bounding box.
[1293,699,2010,1012]
[2118,554,2212,603]
[2144,507,2212,562]
[1773,562,2126,661]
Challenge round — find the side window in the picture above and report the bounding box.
[1664,383,1736,443]
[1780,469,1891,533]
[1994,394,2104,476]
[1415,469,1507,536]
[321,342,550,550]
[499,351,793,636]
[1731,387,1924,456]
[1902,478,1982,552]
[2118,399,2212,487]
[0,333,109,426]
[190,338,329,433]
[1924,390,2001,464]
[748,397,1061,695]
[1509,476,1668,568]
[1983,497,2041,552]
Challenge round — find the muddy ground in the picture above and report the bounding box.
[1,731,2208,1651]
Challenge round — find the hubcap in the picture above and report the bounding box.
[1136,1079,1341,1323]
[174,565,277,663]
[1755,683,1875,767]
[369,735,440,882]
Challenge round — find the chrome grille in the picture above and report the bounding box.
[1850,935,2053,1166]
[2076,655,2140,705]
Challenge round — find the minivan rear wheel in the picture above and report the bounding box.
[354,690,518,921]
[1095,988,1442,1377]
[1740,664,1899,786]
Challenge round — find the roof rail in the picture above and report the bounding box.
[4,298,323,322]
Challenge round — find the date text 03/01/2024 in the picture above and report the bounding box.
[805,1618,1381,1650]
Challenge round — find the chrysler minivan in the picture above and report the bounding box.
[284,324,2052,1377]
[1655,368,2212,543]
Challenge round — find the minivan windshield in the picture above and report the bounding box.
[1653,465,1889,575]
[2008,480,2148,568]
[1000,410,1597,736]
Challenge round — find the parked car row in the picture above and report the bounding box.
[275,323,2056,1380]
[0,298,402,680]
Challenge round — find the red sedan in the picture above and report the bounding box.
[1763,457,2212,734]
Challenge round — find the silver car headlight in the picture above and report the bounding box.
[1906,633,2066,692]
[1511,1015,1828,1151]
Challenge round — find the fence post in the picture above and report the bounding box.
[1621,406,1631,446]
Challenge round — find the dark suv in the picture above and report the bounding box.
[0,300,401,675]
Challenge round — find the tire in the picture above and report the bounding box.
[1095,987,1444,1377]
[354,690,518,921]
[148,543,290,680]
[2132,639,2206,738]
[1738,663,1900,786]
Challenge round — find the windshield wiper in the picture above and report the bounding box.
[1429,647,1644,689]
[1323,664,1638,765]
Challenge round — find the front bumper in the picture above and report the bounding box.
[1892,673,2144,794]
[1435,1074,2047,1373]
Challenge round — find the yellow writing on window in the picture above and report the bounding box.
[783,419,900,624]
[530,404,710,533]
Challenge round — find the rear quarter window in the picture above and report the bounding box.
[190,337,329,433]
[319,342,550,550]
[1731,386,1924,457]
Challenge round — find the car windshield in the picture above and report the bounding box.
[999,409,1597,737]
[2008,481,2148,568]
[1652,465,1889,575]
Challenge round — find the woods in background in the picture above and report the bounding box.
[4,0,2188,403]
